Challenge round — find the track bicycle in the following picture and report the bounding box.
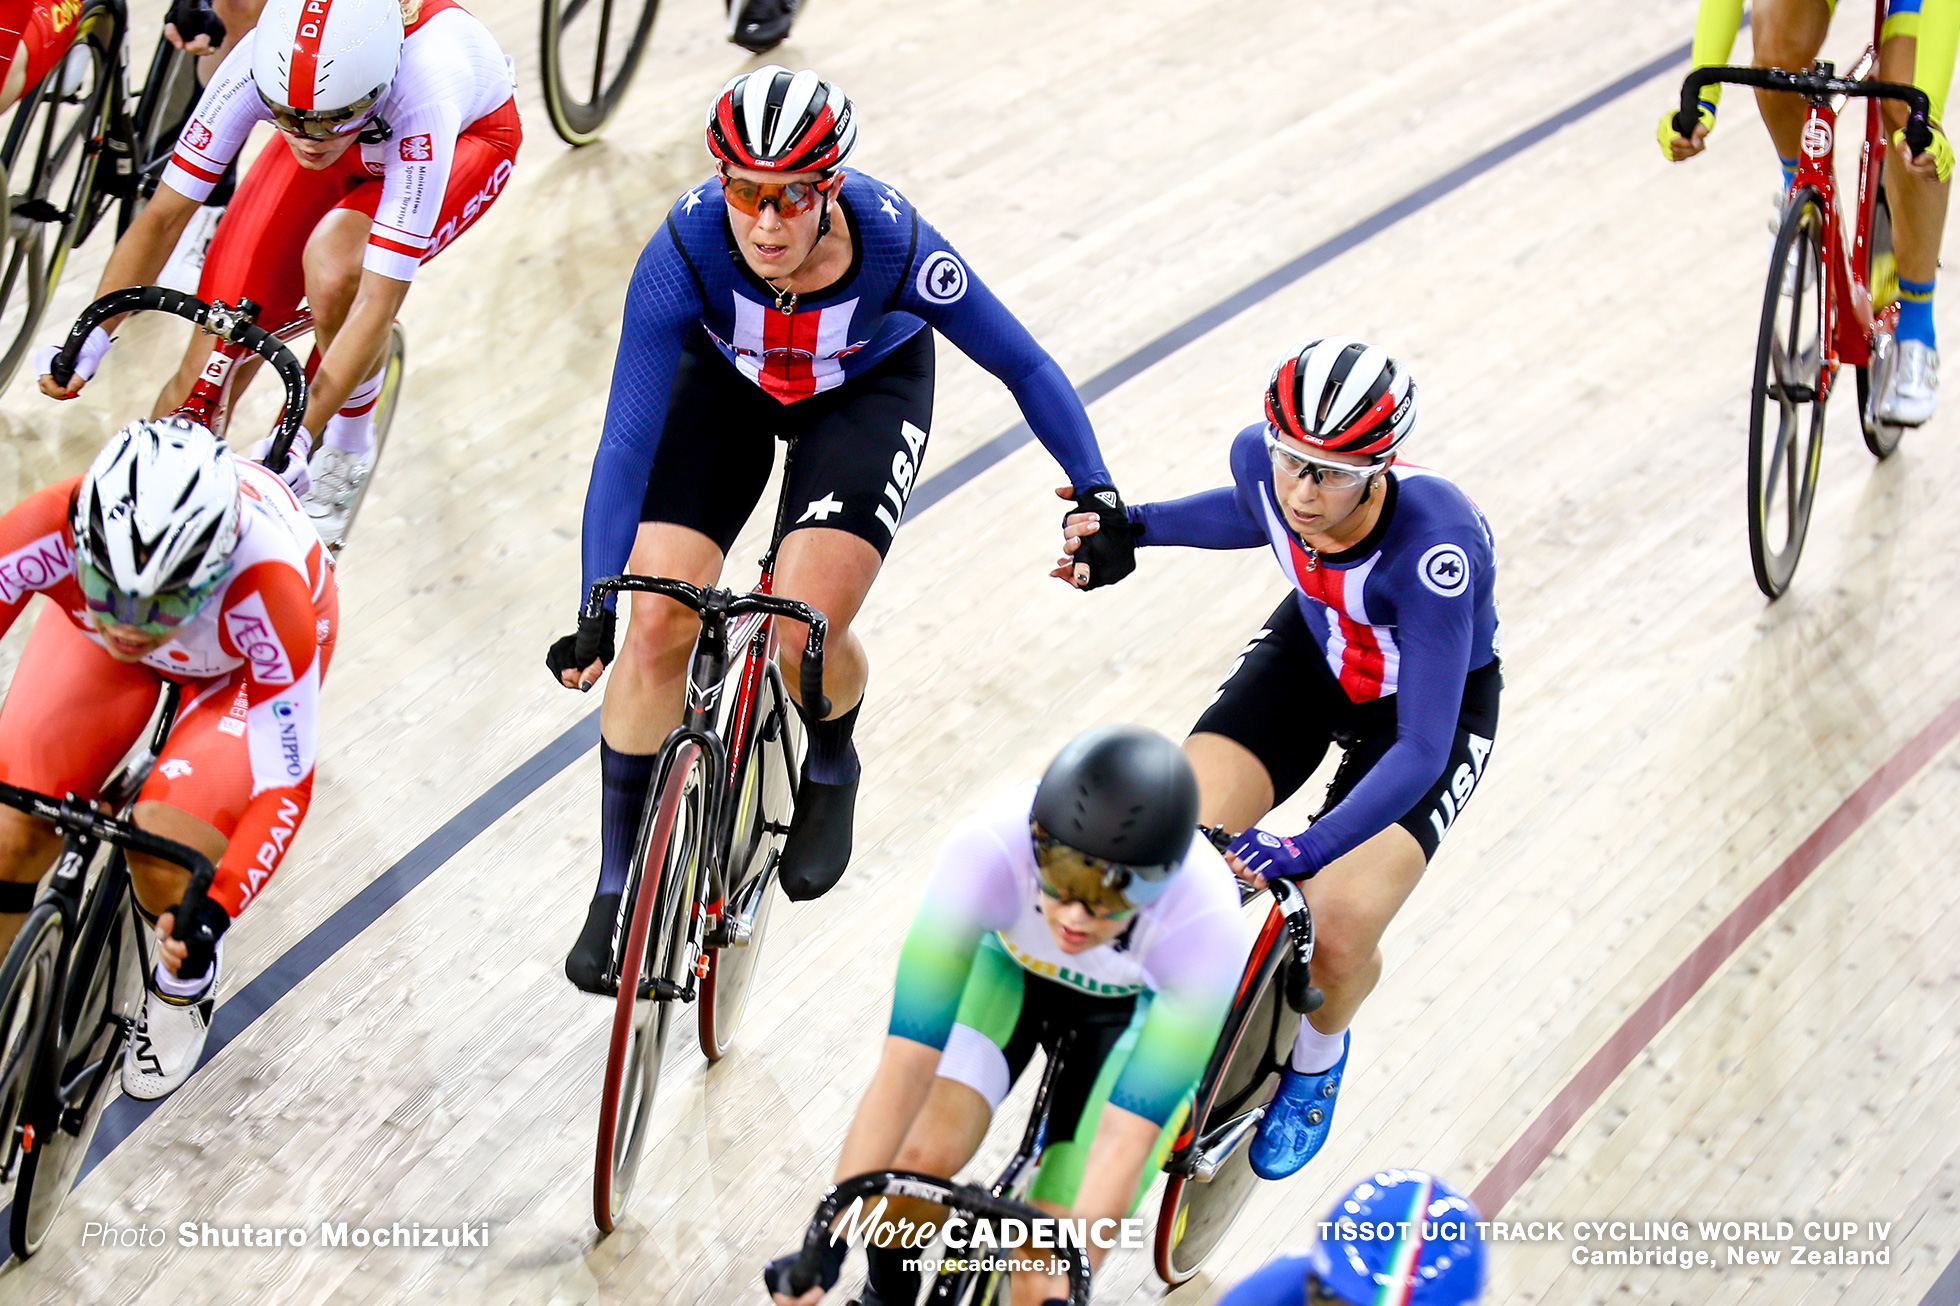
[538,0,660,145]
[582,468,827,1232]
[1152,868,1320,1285]
[0,0,213,393]
[51,284,407,554]
[0,685,234,1258]
[1672,3,1935,598]
[770,1034,1093,1306]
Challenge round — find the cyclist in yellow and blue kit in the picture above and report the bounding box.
[1661,0,1958,425]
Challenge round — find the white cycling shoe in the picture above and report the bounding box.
[1874,340,1940,427]
[123,942,222,1101]
[302,444,373,549]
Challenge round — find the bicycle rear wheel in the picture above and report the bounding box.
[0,903,63,1190]
[1856,179,1908,459]
[1746,187,1828,600]
[594,740,708,1232]
[0,3,118,393]
[539,0,661,145]
[327,322,406,553]
[1154,917,1299,1284]
[699,662,799,1061]
[12,860,143,1258]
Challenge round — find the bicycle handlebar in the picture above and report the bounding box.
[583,574,832,718]
[778,1170,1091,1303]
[51,287,311,474]
[0,779,222,977]
[1675,66,1935,158]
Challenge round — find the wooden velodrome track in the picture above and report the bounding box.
[0,0,1957,1300]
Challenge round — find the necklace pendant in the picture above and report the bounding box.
[1303,547,1319,571]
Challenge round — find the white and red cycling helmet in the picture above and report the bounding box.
[252,0,405,138]
[705,65,857,174]
[1265,336,1416,458]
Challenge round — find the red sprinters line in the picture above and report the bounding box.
[1470,694,1960,1216]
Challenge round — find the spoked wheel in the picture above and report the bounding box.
[1746,186,1828,600]
[594,741,709,1232]
[0,3,118,393]
[0,904,63,1194]
[12,865,143,1258]
[121,42,203,235]
[1154,923,1300,1284]
[699,665,800,1061]
[1856,180,1908,459]
[540,0,662,146]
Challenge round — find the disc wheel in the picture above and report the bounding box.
[540,0,661,146]
[12,865,142,1258]
[1154,918,1299,1284]
[1746,186,1828,600]
[1856,179,1908,459]
[699,664,799,1061]
[0,903,63,1198]
[0,3,118,394]
[594,741,708,1232]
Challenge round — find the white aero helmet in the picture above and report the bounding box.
[253,0,405,138]
[71,419,240,629]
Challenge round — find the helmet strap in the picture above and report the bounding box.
[815,188,834,240]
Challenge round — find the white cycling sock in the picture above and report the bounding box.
[1289,1020,1347,1075]
[153,936,223,1002]
[323,367,386,456]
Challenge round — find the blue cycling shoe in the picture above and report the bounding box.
[1249,1031,1350,1180]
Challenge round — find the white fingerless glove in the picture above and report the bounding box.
[250,431,314,499]
[34,326,113,391]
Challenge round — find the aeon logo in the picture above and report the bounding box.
[0,531,74,604]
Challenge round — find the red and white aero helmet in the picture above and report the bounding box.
[705,65,857,174]
[1265,337,1416,458]
[252,0,405,136]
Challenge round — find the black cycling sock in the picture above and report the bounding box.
[799,700,862,786]
[598,742,659,897]
[864,1243,920,1305]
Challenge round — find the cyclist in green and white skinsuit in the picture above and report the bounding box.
[1661,0,1959,425]
[767,727,1252,1306]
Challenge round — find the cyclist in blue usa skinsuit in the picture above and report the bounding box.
[1057,337,1501,1183]
[548,65,1136,993]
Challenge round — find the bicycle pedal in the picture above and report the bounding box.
[637,977,691,1001]
[10,198,65,225]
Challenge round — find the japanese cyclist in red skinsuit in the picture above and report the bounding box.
[1057,337,1503,1184]
[0,419,336,1100]
[36,0,521,548]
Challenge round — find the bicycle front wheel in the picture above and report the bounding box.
[1154,915,1299,1284]
[0,3,118,393]
[330,322,406,553]
[700,663,799,1061]
[12,862,142,1257]
[539,0,661,145]
[0,903,63,1195]
[594,740,708,1232]
[1856,178,1908,459]
[1746,187,1828,600]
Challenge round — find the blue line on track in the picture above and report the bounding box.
[1922,1251,1960,1306]
[0,34,1692,1258]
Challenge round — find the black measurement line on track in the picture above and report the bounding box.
[0,34,1697,1259]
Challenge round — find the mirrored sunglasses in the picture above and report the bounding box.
[1263,427,1385,490]
[77,558,221,637]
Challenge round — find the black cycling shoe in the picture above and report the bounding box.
[565,892,621,994]
[728,0,798,53]
[778,774,857,901]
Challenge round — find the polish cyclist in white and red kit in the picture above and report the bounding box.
[38,0,521,547]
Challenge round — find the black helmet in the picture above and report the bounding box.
[1031,725,1201,880]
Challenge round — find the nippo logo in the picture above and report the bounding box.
[400,134,433,162]
[224,590,295,686]
[1801,119,1832,158]
[185,120,213,150]
[0,531,74,605]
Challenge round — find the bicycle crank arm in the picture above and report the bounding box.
[1767,382,1819,403]
[636,976,695,1002]
[719,851,782,947]
[1190,1107,1266,1182]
